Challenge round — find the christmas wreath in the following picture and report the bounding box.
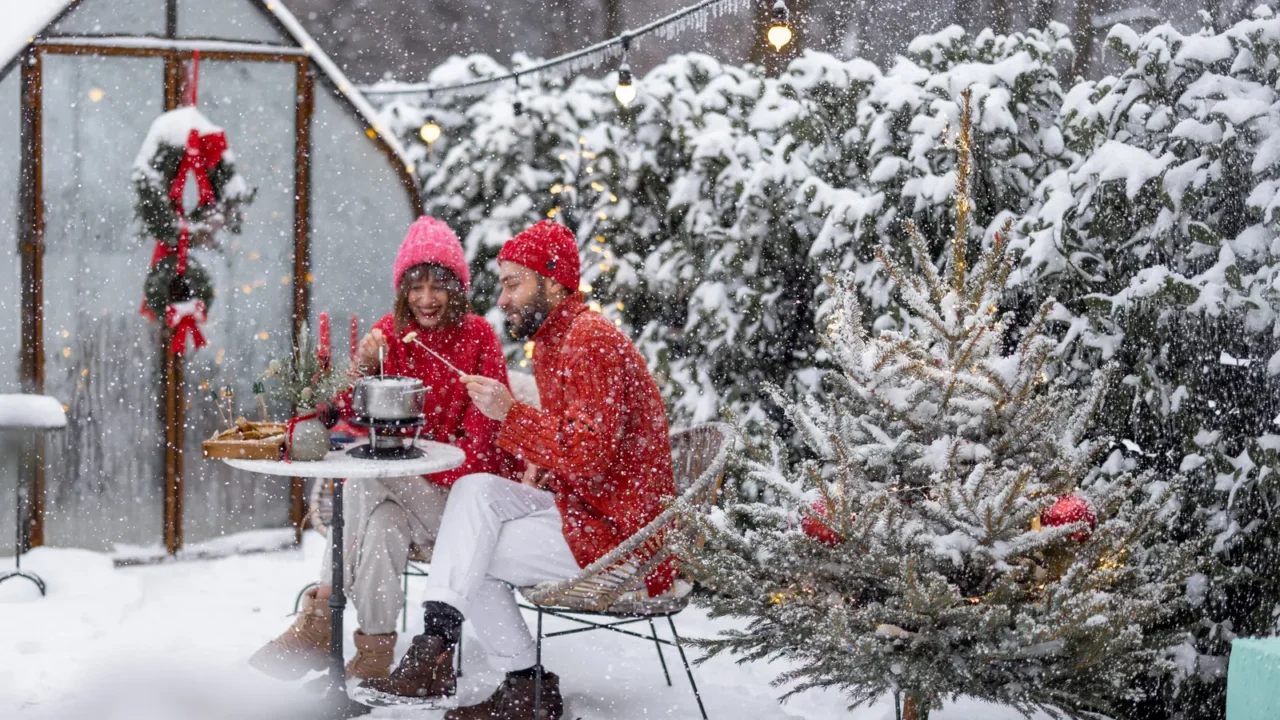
[132,105,255,350]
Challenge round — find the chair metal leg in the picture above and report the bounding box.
[401,570,409,632]
[293,580,321,615]
[456,631,463,677]
[667,616,708,720]
[534,610,544,719]
[649,619,672,686]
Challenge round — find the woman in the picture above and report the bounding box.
[250,216,519,681]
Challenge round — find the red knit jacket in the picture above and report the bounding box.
[497,295,677,596]
[337,313,520,487]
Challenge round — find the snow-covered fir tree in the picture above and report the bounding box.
[680,99,1199,719]
[1014,9,1280,712]
[806,22,1074,313]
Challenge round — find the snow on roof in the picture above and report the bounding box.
[0,0,411,170]
[261,2,413,165]
[1,0,72,66]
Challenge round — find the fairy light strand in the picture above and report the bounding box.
[360,0,754,97]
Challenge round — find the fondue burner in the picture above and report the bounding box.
[348,415,427,460]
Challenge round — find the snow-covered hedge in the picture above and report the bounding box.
[377,8,1280,715]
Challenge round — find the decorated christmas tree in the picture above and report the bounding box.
[681,96,1200,719]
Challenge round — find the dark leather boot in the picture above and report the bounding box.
[356,633,456,704]
[444,670,563,720]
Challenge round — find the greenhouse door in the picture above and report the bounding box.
[19,42,316,555]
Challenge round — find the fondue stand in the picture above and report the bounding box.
[224,438,465,716]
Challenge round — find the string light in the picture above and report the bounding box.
[767,0,792,50]
[615,36,636,106]
[419,115,441,144]
[419,90,442,145]
[362,0,753,99]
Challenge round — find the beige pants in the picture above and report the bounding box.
[319,476,450,635]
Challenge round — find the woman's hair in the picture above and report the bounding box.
[394,262,470,331]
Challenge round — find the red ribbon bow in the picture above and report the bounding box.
[165,299,208,356]
[169,129,228,211]
[284,411,321,464]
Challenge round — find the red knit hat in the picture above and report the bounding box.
[497,220,580,291]
[393,216,471,293]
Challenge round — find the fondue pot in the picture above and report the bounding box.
[351,375,426,421]
[348,375,428,460]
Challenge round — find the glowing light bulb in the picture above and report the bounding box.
[419,118,441,144]
[768,0,792,51]
[768,24,792,50]
[614,64,636,106]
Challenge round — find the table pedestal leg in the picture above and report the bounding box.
[318,477,369,718]
[3,451,45,596]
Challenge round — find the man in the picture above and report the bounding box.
[359,220,676,720]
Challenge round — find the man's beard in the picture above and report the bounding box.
[507,284,553,340]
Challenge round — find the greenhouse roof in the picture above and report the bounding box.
[4,1,67,64]
[1,0,410,164]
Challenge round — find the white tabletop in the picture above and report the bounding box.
[223,440,466,479]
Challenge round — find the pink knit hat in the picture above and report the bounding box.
[392,216,471,294]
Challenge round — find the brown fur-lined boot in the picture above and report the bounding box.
[346,630,397,680]
[248,586,331,680]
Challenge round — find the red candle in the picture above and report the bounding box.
[318,312,330,361]
[350,314,359,362]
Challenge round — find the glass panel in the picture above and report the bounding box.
[308,89,417,361]
[0,72,21,389]
[179,59,296,545]
[51,0,165,36]
[176,0,292,44]
[0,72,21,554]
[40,55,166,552]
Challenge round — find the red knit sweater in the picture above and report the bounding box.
[337,313,520,487]
[497,295,677,597]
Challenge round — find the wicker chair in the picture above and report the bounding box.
[518,422,736,720]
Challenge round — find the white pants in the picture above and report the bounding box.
[319,476,450,635]
[421,473,581,671]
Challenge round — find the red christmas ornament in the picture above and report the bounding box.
[801,500,844,547]
[1040,494,1096,542]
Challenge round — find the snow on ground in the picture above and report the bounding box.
[1,534,1050,720]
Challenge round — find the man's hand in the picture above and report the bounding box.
[521,463,551,489]
[462,374,516,421]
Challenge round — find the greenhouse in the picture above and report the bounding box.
[0,0,422,556]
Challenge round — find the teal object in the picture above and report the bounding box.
[1227,637,1280,719]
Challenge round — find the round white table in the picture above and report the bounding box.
[224,440,465,717]
[0,393,67,598]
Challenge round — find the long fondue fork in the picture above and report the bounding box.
[402,332,467,377]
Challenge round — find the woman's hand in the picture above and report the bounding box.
[356,329,388,374]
